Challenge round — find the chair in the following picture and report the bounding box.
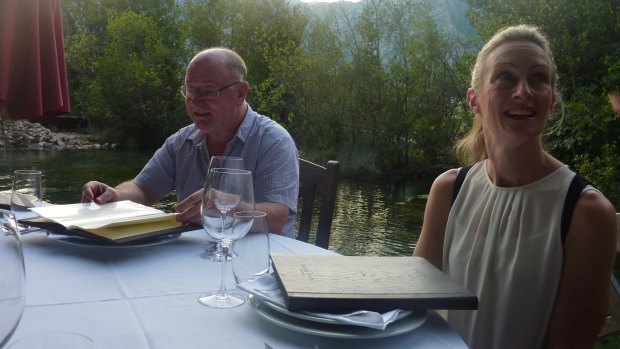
[296,159,340,249]
[599,213,620,338]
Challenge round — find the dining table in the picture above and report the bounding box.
[9,226,468,349]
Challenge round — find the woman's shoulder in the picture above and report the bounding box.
[432,168,459,191]
[575,189,616,221]
[432,163,480,191]
[569,188,617,246]
[429,166,472,203]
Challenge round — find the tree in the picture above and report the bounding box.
[93,11,187,148]
[383,0,470,171]
[63,0,188,148]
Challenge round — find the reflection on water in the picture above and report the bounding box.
[328,179,431,256]
[0,149,432,256]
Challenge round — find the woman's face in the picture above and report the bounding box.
[468,41,556,144]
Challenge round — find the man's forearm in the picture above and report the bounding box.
[116,181,159,206]
[255,202,289,234]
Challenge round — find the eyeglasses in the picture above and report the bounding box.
[180,81,242,100]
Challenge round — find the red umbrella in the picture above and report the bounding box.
[0,0,70,123]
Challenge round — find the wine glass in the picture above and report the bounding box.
[0,209,26,348]
[201,156,244,261]
[10,170,42,216]
[7,332,93,349]
[233,211,270,285]
[199,169,254,308]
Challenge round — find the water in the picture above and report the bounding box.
[0,149,432,256]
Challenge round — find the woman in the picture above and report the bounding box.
[414,25,617,348]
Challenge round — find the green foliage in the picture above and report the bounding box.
[575,144,620,207]
[63,0,188,148]
[604,45,620,93]
[60,0,620,205]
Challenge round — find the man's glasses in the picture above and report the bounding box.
[180,81,242,100]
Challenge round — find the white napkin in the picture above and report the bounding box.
[238,273,408,330]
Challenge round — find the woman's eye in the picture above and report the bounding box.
[496,72,515,82]
[531,73,550,84]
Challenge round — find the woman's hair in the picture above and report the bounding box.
[454,24,560,165]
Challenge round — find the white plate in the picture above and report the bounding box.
[47,232,181,248]
[261,298,413,325]
[249,296,427,339]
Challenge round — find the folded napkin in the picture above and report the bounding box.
[238,273,408,330]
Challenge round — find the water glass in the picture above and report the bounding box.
[233,211,270,285]
[8,332,93,349]
[0,209,25,348]
[10,170,42,215]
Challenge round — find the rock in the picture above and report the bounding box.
[0,118,117,150]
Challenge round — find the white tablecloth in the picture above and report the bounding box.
[10,229,467,349]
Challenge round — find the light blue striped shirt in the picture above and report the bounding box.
[135,105,299,237]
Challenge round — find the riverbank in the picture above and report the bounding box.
[0,119,117,150]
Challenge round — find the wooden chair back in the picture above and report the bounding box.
[296,159,339,249]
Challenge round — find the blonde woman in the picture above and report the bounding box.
[414,25,617,348]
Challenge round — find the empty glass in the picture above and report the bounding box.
[199,169,254,308]
[233,211,270,285]
[201,156,244,261]
[10,170,42,215]
[0,209,25,348]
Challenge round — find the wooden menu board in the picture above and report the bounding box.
[271,254,478,312]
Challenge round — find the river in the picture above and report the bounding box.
[0,149,433,256]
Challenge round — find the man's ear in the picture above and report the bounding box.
[237,81,249,101]
[467,88,478,114]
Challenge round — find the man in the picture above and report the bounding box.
[82,48,299,237]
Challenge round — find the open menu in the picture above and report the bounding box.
[21,200,199,243]
[0,190,10,209]
[271,254,478,313]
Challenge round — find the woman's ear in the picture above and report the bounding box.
[549,93,557,114]
[467,88,478,114]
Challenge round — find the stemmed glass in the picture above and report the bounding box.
[201,156,244,261]
[0,209,26,348]
[199,169,254,308]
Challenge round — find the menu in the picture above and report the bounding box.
[271,254,478,312]
[22,200,197,243]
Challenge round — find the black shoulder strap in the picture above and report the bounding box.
[452,165,473,206]
[560,172,588,245]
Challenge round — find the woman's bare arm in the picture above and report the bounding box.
[413,169,459,270]
[544,190,617,348]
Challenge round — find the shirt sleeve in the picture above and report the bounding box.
[252,126,299,215]
[134,134,178,200]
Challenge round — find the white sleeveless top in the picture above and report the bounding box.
[443,160,576,349]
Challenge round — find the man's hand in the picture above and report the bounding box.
[81,181,120,204]
[175,189,203,225]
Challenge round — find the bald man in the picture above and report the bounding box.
[82,48,299,236]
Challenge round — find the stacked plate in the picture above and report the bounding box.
[249,295,428,339]
[46,232,181,248]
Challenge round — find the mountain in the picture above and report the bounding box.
[292,0,477,41]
